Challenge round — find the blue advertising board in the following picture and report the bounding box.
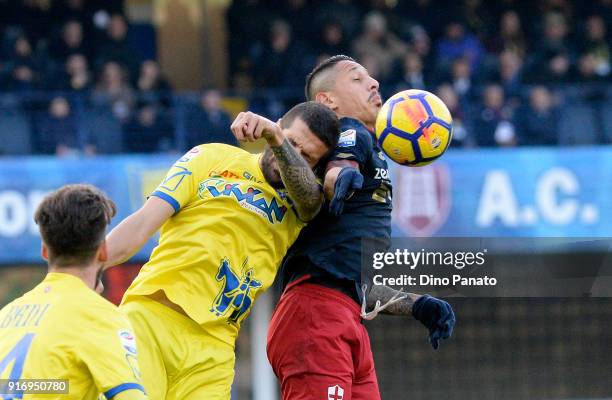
[0,147,610,264]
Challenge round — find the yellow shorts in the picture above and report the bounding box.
[120,296,235,400]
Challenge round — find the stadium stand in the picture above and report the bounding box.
[0,0,609,156]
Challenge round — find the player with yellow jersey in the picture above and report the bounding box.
[0,184,147,400]
[105,102,340,399]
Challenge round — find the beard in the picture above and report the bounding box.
[260,146,284,189]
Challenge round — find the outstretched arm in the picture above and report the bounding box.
[105,196,174,268]
[366,284,421,316]
[232,112,323,221]
[366,284,456,349]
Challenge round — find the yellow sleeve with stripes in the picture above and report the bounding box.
[150,144,226,212]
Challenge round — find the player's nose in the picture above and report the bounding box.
[368,76,379,91]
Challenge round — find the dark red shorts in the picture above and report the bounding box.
[267,281,381,400]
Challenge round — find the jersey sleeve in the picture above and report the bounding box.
[330,121,374,167]
[150,144,224,213]
[77,308,147,399]
[113,390,148,400]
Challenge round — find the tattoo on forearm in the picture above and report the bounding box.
[366,285,419,316]
[272,139,322,220]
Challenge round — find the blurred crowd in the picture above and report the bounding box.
[0,0,611,156]
[0,0,237,156]
[229,0,612,147]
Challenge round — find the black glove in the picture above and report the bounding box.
[329,167,363,216]
[412,295,455,349]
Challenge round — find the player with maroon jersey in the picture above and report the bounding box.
[266,55,456,400]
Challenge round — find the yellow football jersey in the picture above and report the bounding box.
[0,273,146,400]
[122,143,306,345]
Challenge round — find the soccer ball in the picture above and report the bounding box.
[375,89,453,166]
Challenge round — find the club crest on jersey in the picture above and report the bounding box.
[338,129,356,147]
[211,258,262,325]
[328,385,345,400]
[199,178,288,223]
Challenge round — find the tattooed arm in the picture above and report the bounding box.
[366,285,456,349]
[366,284,421,316]
[270,139,323,221]
[231,111,323,221]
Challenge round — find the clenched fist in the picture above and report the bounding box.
[231,111,283,146]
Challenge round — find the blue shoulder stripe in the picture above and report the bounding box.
[151,190,180,213]
[104,383,145,399]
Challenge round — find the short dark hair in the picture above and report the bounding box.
[34,184,116,267]
[305,54,356,100]
[280,101,340,150]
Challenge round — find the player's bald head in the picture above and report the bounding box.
[305,55,356,101]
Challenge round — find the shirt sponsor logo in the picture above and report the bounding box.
[209,170,241,179]
[199,178,287,223]
[338,129,356,148]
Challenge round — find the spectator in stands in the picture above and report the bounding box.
[514,86,559,145]
[392,52,428,92]
[436,83,473,147]
[185,88,236,149]
[449,57,475,99]
[314,0,362,40]
[123,103,173,153]
[137,60,172,106]
[318,19,349,56]
[399,0,445,39]
[409,25,435,70]
[472,84,516,147]
[461,0,495,39]
[496,50,524,100]
[539,12,572,55]
[227,0,275,81]
[528,12,573,82]
[64,53,92,92]
[96,13,138,79]
[49,20,89,63]
[581,15,610,78]
[92,61,134,121]
[545,50,572,83]
[36,96,79,156]
[51,53,92,92]
[253,19,305,88]
[487,10,527,58]
[436,20,485,73]
[5,35,38,91]
[352,11,408,82]
[573,53,606,83]
[281,0,312,45]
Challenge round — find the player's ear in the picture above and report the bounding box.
[41,243,49,261]
[315,91,336,110]
[97,241,108,263]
